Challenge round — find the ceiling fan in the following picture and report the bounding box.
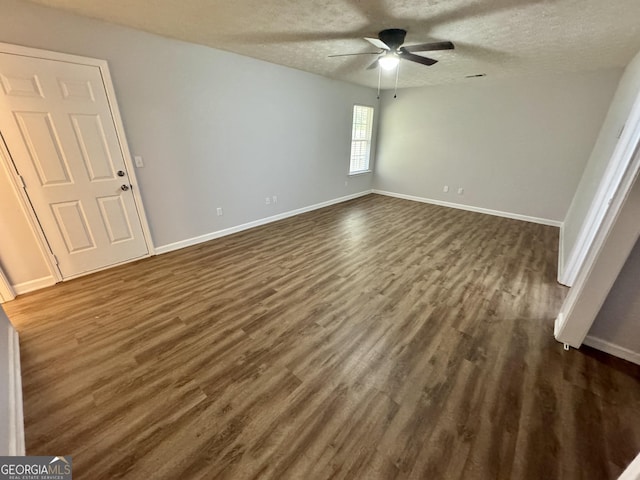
[329,28,454,71]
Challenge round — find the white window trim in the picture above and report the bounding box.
[348,170,372,177]
[349,104,374,175]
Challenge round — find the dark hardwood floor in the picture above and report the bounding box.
[4,194,640,479]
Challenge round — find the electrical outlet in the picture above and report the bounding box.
[345,180,348,187]
[265,197,270,205]
[272,195,278,204]
[216,207,223,216]
[134,155,144,168]
[443,185,449,193]
[458,187,464,195]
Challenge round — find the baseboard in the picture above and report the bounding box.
[0,269,15,304]
[6,323,25,455]
[12,276,56,295]
[583,335,640,366]
[372,190,562,227]
[554,314,563,339]
[155,190,373,255]
[559,241,581,287]
[557,223,566,285]
[557,220,576,287]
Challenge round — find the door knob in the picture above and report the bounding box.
[117,170,126,177]
[121,184,130,191]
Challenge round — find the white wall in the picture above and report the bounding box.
[0,0,377,288]
[587,236,640,363]
[373,70,621,223]
[561,51,640,276]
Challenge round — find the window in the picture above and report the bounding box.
[349,105,374,174]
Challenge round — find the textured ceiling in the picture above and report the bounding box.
[23,0,640,89]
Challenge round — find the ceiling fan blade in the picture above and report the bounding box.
[366,58,380,70]
[403,41,455,53]
[398,51,438,66]
[364,37,390,50]
[328,52,382,57]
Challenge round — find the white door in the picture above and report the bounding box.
[0,52,148,279]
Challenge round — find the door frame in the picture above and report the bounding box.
[554,86,640,347]
[0,134,61,282]
[559,88,640,287]
[0,42,155,285]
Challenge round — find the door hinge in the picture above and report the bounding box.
[52,254,59,266]
[18,175,26,189]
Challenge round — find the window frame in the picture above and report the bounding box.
[348,104,374,175]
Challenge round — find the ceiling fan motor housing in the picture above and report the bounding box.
[379,29,407,50]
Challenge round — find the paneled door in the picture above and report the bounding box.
[0,52,148,279]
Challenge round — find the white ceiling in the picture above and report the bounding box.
[25,0,640,89]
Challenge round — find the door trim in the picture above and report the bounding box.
[0,135,62,283]
[0,266,15,303]
[554,94,640,347]
[559,88,640,287]
[0,42,155,285]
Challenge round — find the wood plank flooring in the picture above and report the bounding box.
[4,194,640,479]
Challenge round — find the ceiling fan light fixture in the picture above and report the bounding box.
[378,53,399,71]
